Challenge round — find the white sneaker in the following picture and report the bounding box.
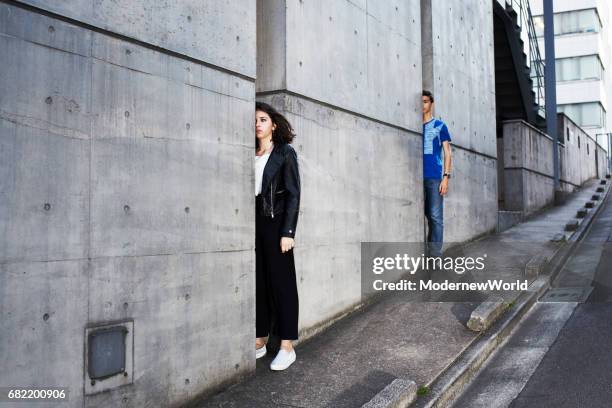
[270,349,296,371]
[256,344,267,359]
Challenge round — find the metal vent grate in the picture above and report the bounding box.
[87,326,128,380]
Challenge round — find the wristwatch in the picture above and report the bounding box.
[443,173,451,179]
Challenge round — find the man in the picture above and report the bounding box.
[422,90,452,257]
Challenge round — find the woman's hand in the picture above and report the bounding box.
[280,237,295,253]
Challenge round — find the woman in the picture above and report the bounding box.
[254,101,301,371]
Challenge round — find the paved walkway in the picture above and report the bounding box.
[196,179,603,408]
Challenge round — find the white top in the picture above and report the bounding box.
[255,149,272,196]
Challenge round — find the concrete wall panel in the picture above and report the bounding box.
[85,251,253,407]
[256,0,286,92]
[597,146,608,177]
[0,260,89,408]
[503,168,524,211]
[91,35,253,102]
[444,148,498,242]
[366,11,422,129]
[502,120,555,213]
[503,120,554,176]
[0,16,92,263]
[89,46,254,257]
[17,0,256,77]
[522,171,555,213]
[502,117,603,214]
[0,121,89,263]
[558,114,601,187]
[296,243,361,331]
[279,0,422,131]
[427,0,497,157]
[0,28,91,139]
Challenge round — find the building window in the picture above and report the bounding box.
[534,9,601,37]
[558,102,606,128]
[555,55,603,81]
[566,128,570,142]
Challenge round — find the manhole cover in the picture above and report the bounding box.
[540,286,593,303]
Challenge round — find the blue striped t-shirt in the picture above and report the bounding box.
[423,118,451,179]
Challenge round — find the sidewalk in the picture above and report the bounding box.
[195,179,605,408]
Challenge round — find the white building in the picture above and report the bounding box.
[531,0,612,151]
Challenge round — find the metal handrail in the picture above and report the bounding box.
[505,0,546,119]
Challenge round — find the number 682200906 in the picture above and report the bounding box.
[2,388,68,401]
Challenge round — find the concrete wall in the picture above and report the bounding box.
[558,113,608,183]
[422,0,499,242]
[0,1,255,407]
[17,0,256,76]
[501,116,606,215]
[502,120,555,214]
[256,0,424,336]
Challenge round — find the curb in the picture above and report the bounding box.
[576,208,588,218]
[362,379,418,408]
[466,296,507,332]
[524,253,548,282]
[411,178,610,408]
[565,220,579,231]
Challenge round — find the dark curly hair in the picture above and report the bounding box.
[255,101,296,146]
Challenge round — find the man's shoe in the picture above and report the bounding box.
[270,349,296,371]
[256,344,267,359]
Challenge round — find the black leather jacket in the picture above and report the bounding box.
[259,143,300,238]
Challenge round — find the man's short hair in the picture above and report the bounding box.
[422,90,434,103]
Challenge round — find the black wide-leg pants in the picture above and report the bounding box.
[255,195,299,340]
